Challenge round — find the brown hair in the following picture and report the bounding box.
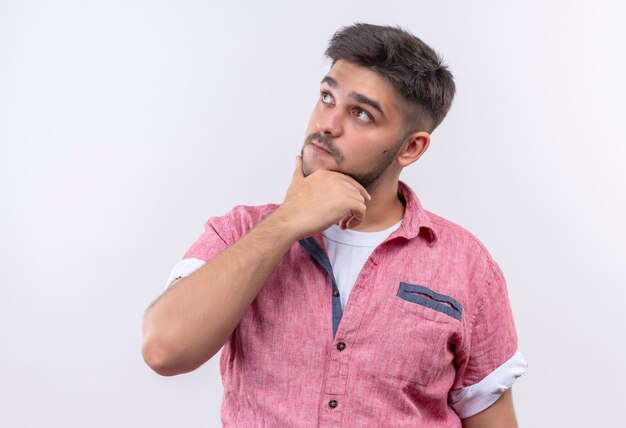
[325,23,455,133]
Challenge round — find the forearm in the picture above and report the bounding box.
[142,158,370,376]
[142,207,298,376]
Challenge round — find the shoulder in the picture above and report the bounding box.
[424,209,500,276]
[214,203,279,226]
[205,203,280,245]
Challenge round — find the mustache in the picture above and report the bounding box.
[304,132,343,163]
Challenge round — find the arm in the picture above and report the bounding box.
[141,156,370,376]
[461,388,518,428]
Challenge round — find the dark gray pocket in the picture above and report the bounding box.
[397,282,462,321]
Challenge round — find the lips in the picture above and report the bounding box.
[304,132,343,163]
[310,141,331,155]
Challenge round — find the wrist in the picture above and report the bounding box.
[267,204,306,242]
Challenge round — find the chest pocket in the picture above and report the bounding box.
[397,282,463,321]
[358,282,463,388]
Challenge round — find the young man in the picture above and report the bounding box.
[142,23,527,427]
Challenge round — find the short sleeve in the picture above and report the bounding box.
[163,204,277,289]
[182,220,229,262]
[164,219,230,289]
[449,261,527,417]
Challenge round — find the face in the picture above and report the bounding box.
[301,60,407,191]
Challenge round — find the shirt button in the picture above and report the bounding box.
[328,399,338,409]
[332,288,340,297]
[336,342,346,351]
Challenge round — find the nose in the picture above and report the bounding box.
[316,107,343,137]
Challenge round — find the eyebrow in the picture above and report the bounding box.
[348,92,385,118]
[320,76,338,87]
[320,75,386,118]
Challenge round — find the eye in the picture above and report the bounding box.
[352,107,373,123]
[320,91,334,105]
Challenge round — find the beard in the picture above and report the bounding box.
[300,132,403,191]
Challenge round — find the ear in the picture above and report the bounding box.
[396,131,431,168]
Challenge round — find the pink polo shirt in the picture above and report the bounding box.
[168,181,526,427]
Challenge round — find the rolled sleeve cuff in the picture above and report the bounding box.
[165,257,206,289]
[449,350,528,418]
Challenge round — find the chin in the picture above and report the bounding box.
[302,155,328,177]
[301,161,318,178]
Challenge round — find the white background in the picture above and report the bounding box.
[1,1,625,427]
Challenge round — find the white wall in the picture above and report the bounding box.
[1,1,625,426]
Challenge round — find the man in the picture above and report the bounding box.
[142,23,527,427]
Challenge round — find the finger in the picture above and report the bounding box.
[336,173,371,201]
[292,155,304,181]
[345,202,366,229]
[345,216,361,230]
[329,178,366,203]
[344,189,367,204]
[334,182,369,207]
[339,216,350,230]
[346,212,365,229]
[345,213,363,230]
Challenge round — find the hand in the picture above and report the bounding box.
[276,156,371,240]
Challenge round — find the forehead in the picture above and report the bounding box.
[324,60,401,117]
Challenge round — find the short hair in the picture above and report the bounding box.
[325,23,455,134]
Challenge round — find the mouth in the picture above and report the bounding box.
[309,141,332,155]
[304,132,343,163]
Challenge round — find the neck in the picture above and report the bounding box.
[351,177,405,232]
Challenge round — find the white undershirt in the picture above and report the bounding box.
[322,220,403,311]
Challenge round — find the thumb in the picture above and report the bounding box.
[292,155,304,181]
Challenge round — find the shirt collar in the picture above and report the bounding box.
[305,180,438,250]
[392,181,438,246]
